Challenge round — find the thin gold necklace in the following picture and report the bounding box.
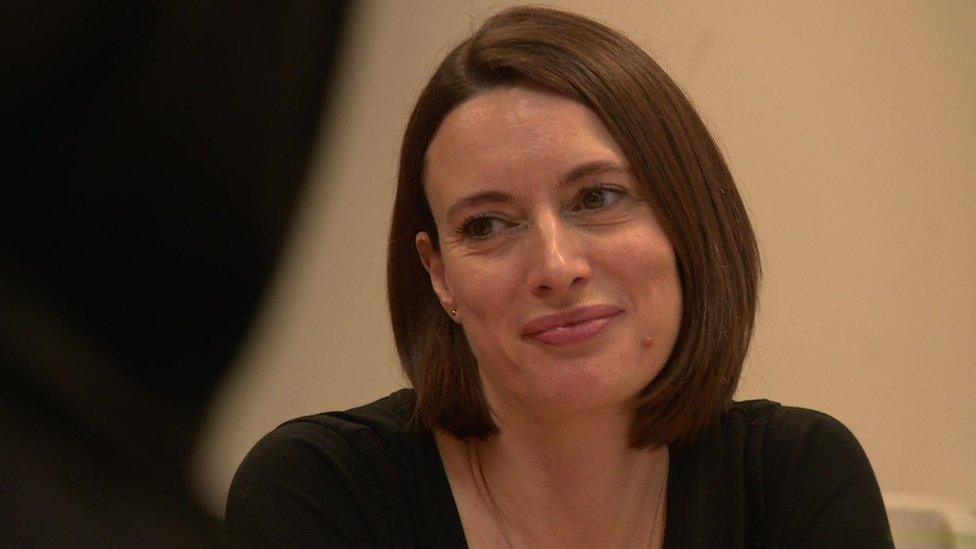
[469,444,669,548]
[646,462,669,547]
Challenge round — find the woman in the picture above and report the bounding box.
[227,7,893,548]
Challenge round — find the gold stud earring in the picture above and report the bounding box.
[450,306,457,317]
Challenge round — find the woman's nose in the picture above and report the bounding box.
[526,215,591,300]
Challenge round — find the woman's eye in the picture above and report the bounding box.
[458,215,507,240]
[575,185,625,212]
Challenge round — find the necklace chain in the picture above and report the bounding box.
[646,462,669,548]
[469,444,669,548]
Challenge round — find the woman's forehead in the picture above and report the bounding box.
[424,86,628,197]
[432,86,610,148]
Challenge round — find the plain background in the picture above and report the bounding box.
[193,1,975,517]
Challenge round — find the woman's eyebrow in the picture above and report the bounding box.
[561,160,633,186]
[445,190,513,223]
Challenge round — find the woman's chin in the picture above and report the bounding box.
[506,372,647,422]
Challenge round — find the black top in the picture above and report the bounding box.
[226,390,893,548]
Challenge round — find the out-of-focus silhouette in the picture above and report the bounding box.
[1,2,349,545]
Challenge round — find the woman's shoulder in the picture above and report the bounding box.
[270,387,418,443]
[225,389,435,547]
[722,398,862,450]
[682,399,894,547]
[230,389,421,486]
[719,399,876,480]
[716,399,883,507]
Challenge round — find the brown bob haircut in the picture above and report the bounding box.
[388,6,760,448]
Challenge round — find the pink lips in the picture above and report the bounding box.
[522,305,623,346]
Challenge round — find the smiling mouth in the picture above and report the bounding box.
[522,305,622,346]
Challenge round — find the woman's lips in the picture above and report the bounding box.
[522,305,622,346]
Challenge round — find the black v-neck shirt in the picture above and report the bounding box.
[226,390,893,548]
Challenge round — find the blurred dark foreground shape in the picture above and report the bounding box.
[1,2,349,545]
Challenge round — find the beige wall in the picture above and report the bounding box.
[194,1,976,516]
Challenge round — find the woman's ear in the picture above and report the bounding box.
[415,232,456,318]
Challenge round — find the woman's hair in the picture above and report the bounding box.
[388,6,760,447]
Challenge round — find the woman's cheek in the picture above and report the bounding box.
[455,270,520,351]
[457,279,509,327]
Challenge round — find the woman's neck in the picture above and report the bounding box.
[450,401,669,548]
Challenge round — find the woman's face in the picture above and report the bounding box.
[416,85,682,420]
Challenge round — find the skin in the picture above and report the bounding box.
[416,85,681,548]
